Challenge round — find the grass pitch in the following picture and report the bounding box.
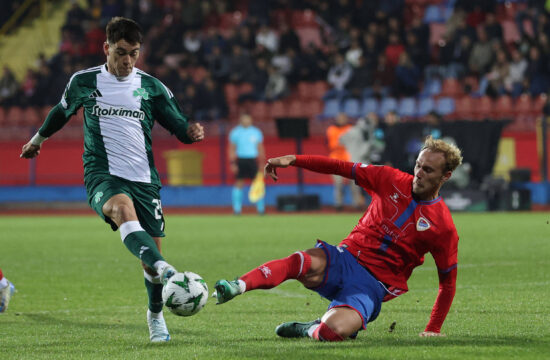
[0,212,549,359]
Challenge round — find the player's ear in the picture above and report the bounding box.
[103,42,110,57]
[441,170,452,182]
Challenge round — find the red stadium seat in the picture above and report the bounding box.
[441,78,463,97]
[248,102,268,122]
[493,95,514,119]
[288,99,305,117]
[453,96,475,119]
[502,20,520,44]
[513,94,533,117]
[311,81,329,100]
[303,99,323,118]
[0,107,6,126]
[224,83,239,103]
[5,106,24,126]
[21,107,41,126]
[268,100,287,119]
[533,94,547,116]
[238,82,253,95]
[291,10,318,28]
[297,81,313,100]
[474,96,494,120]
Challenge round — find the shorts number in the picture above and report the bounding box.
[152,199,163,220]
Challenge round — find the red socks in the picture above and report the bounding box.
[240,251,312,290]
[0,268,3,280]
[312,322,344,342]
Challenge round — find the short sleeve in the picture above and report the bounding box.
[431,228,459,274]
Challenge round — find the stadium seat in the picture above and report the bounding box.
[319,99,341,119]
[297,81,315,100]
[249,102,268,121]
[420,78,442,97]
[303,100,323,118]
[441,78,463,97]
[397,97,417,118]
[429,23,446,46]
[287,99,304,117]
[219,12,244,29]
[342,98,361,118]
[269,100,287,119]
[378,97,398,117]
[423,5,444,23]
[22,107,41,127]
[311,81,329,100]
[435,97,455,116]
[238,82,253,95]
[5,106,24,126]
[224,83,239,103]
[453,96,475,119]
[417,97,436,117]
[513,94,534,117]
[533,94,547,116]
[361,98,379,116]
[493,95,514,119]
[474,96,494,120]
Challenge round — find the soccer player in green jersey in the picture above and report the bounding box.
[20,17,204,342]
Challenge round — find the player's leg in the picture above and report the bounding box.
[214,247,326,304]
[143,237,170,342]
[0,268,15,313]
[102,194,174,281]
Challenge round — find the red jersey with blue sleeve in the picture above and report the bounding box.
[293,155,458,333]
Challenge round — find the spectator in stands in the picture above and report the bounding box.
[405,31,428,71]
[326,113,353,211]
[505,49,528,98]
[0,66,18,106]
[181,0,204,30]
[345,39,363,68]
[195,77,228,121]
[372,53,394,98]
[477,49,508,98]
[324,53,353,100]
[206,45,231,83]
[183,30,202,56]
[83,19,106,64]
[525,46,550,96]
[332,16,352,50]
[468,27,494,75]
[346,55,372,99]
[515,1,546,39]
[381,110,401,168]
[255,24,279,53]
[228,44,252,83]
[483,12,502,42]
[173,67,194,103]
[385,32,405,68]
[394,52,420,97]
[361,32,379,68]
[278,22,301,54]
[238,58,269,103]
[264,65,289,102]
[202,27,227,58]
[232,25,256,51]
[296,43,328,82]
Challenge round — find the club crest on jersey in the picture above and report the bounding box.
[133,87,149,100]
[416,217,430,231]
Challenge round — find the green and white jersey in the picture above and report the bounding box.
[45,64,191,187]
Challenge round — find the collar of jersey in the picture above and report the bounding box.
[417,196,442,205]
[101,63,137,82]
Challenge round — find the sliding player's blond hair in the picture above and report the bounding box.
[421,135,463,172]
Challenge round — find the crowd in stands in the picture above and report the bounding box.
[1,0,549,129]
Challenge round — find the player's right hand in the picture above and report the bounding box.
[264,155,296,181]
[20,141,41,159]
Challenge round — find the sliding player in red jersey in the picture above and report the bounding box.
[214,135,462,341]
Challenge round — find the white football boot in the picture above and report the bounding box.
[0,280,15,313]
[147,310,170,342]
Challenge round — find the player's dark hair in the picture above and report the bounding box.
[106,17,143,45]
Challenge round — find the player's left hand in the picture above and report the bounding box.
[187,123,204,142]
[419,331,446,337]
[20,141,41,159]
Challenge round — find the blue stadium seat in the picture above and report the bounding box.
[436,97,455,116]
[417,97,436,117]
[360,98,379,116]
[342,98,361,118]
[319,99,341,119]
[397,97,417,117]
[420,78,442,98]
[423,5,444,24]
[378,97,398,117]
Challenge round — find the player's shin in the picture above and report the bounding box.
[240,251,312,291]
[120,221,165,269]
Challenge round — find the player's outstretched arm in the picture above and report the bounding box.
[264,155,296,181]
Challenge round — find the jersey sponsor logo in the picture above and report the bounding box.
[88,89,103,98]
[92,105,145,120]
[133,87,150,100]
[416,217,431,231]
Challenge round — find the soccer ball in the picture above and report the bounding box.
[162,271,209,316]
